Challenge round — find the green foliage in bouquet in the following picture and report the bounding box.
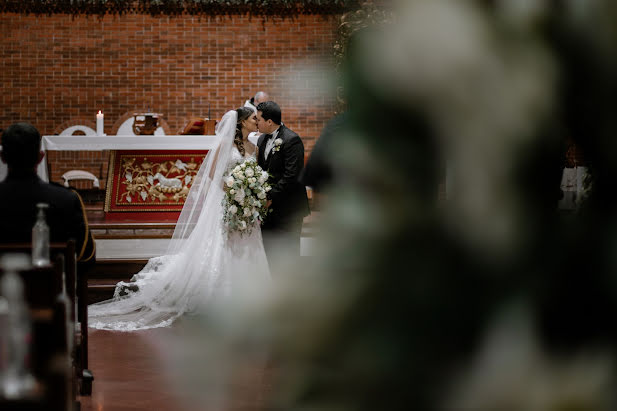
[221,157,271,236]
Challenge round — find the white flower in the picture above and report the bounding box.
[239,220,247,230]
[225,176,234,187]
[253,200,261,207]
[257,191,266,199]
[265,186,272,192]
[229,189,235,195]
[244,207,251,216]
[241,162,246,169]
[234,190,245,203]
[229,205,237,214]
[233,165,241,172]
[245,168,254,177]
[274,138,283,146]
[258,176,266,184]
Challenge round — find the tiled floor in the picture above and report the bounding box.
[80,321,273,411]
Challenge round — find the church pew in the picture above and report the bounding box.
[0,240,93,396]
[0,254,74,410]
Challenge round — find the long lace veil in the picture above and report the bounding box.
[167,110,237,255]
[88,110,239,331]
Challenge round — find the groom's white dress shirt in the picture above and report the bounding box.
[264,127,280,160]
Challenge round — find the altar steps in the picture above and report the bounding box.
[85,207,320,304]
[88,259,149,304]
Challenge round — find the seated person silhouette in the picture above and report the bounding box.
[0,122,95,269]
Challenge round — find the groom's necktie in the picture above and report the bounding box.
[264,134,274,160]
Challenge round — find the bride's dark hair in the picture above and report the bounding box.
[234,107,253,157]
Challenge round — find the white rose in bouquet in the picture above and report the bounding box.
[222,157,272,236]
[234,190,245,203]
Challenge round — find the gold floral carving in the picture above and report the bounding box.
[118,155,200,205]
[104,152,208,212]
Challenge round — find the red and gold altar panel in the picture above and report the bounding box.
[105,150,209,220]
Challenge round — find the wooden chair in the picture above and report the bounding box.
[0,240,93,396]
[180,117,217,135]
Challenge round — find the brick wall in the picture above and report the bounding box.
[0,12,340,183]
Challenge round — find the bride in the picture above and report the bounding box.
[89,108,270,331]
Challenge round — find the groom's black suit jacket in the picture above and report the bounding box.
[257,124,310,230]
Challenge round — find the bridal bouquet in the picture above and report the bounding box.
[222,158,271,235]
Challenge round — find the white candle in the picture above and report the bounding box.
[96,111,104,136]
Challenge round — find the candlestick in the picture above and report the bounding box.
[96,111,104,136]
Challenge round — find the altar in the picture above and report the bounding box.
[38,135,218,182]
[0,136,316,260]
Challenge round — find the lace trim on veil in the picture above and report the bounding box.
[89,110,244,331]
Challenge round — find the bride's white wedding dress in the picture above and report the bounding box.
[89,111,270,331]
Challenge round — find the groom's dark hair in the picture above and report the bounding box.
[256,101,281,125]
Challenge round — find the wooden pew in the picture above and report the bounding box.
[0,241,93,396]
[0,253,73,410]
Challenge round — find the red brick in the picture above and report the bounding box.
[1,12,340,185]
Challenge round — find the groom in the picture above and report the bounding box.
[256,101,310,268]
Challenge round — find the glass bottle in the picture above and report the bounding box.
[0,253,35,399]
[32,203,50,267]
[50,265,72,409]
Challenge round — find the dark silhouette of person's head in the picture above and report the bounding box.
[0,122,42,171]
[256,101,282,125]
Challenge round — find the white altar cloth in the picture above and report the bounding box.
[41,135,217,151]
[38,135,218,182]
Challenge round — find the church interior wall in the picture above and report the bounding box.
[0,12,339,184]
